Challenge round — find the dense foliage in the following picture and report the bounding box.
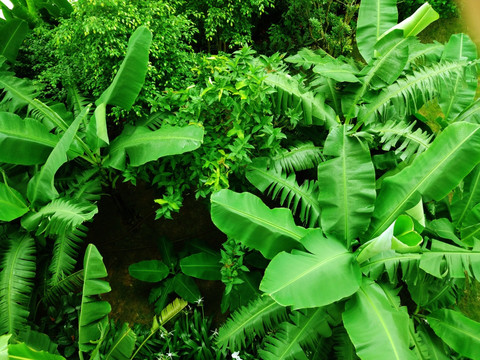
[1,0,480,359]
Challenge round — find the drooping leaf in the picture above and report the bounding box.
[356,0,397,63]
[0,181,28,221]
[94,26,152,144]
[260,230,362,309]
[105,124,204,170]
[43,270,83,304]
[78,244,111,352]
[317,125,376,247]
[216,296,288,351]
[343,278,415,360]
[384,3,439,38]
[427,309,480,360]
[0,235,35,335]
[360,250,421,283]
[367,122,480,239]
[270,142,323,173]
[180,252,221,281]
[211,189,309,259]
[128,260,169,283]
[0,112,58,165]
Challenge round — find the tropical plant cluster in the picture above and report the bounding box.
[1,0,480,359]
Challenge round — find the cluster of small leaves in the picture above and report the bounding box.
[398,0,457,18]
[220,238,250,295]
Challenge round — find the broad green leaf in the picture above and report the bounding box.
[105,125,204,170]
[451,164,480,227]
[78,244,111,352]
[461,203,480,246]
[103,323,136,360]
[343,278,415,360]
[0,334,9,360]
[0,181,28,221]
[0,235,35,335]
[317,125,376,247]
[172,273,201,303]
[416,323,450,360]
[453,98,480,124]
[216,296,288,350]
[128,260,169,283]
[367,122,480,239]
[428,309,480,360]
[420,240,480,280]
[7,343,65,360]
[180,252,221,281]
[0,113,58,165]
[27,107,87,205]
[0,19,29,62]
[94,26,152,144]
[312,61,359,83]
[384,3,439,38]
[260,230,361,309]
[428,218,462,247]
[439,34,477,122]
[211,189,308,259]
[356,0,397,62]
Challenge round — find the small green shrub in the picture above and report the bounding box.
[398,0,457,19]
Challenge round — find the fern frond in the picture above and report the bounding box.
[43,270,83,304]
[258,308,332,360]
[360,251,421,284]
[21,198,98,236]
[216,296,288,351]
[246,160,321,227]
[271,142,323,173]
[361,60,474,124]
[67,85,90,118]
[368,120,433,162]
[48,226,87,286]
[59,169,102,203]
[407,272,457,312]
[0,234,36,335]
[409,321,430,360]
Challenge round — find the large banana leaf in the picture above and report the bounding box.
[343,278,415,360]
[180,252,222,281]
[27,107,87,205]
[210,189,308,259]
[317,125,376,247]
[259,230,361,309]
[78,244,111,352]
[367,122,480,239]
[7,343,65,360]
[105,124,204,170]
[356,0,397,63]
[94,26,152,144]
[427,309,480,360]
[216,296,288,351]
[439,34,478,122]
[259,308,332,360]
[128,260,169,283]
[0,112,58,165]
[0,18,29,62]
[0,181,28,221]
[0,235,35,335]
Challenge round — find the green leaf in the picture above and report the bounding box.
[367,122,480,239]
[0,335,9,360]
[27,107,87,205]
[356,0,398,62]
[94,26,152,144]
[318,125,376,247]
[427,309,480,360]
[416,323,450,360]
[343,278,415,360]
[0,181,28,221]
[384,3,439,38]
[180,253,221,281]
[7,343,65,360]
[450,164,480,228]
[216,296,288,351]
[312,61,359,83]
[211,189,309,259]
[260,230,362,309]
[0,235,35,335]
[172,273,201,303]
[0,19,29,63]
[105,124,204,170]
[78,244,111,352]
[128,260,169,283]
[0,112,58,165]
[104,323,136,360]
[460,203,480,246]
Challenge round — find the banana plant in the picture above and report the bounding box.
[210,0,480,359]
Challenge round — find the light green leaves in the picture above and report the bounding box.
[211,189,308,259]
[260,230,361,309]
[317,125,376,247]
[368,122,480,239]
[384,3,439,38]
[428,309,480,360]
[78,244,111,352]
[343,279,415,360]
[105,125,204,170]
[0,181,28,221]
[128,260,169,283]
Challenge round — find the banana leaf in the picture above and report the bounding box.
[7,343,65,360]
[0,18,29,62]
[128,260,169,283]
[103,323,136,360]
[180,252,222,281]
[0,181,28,221]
